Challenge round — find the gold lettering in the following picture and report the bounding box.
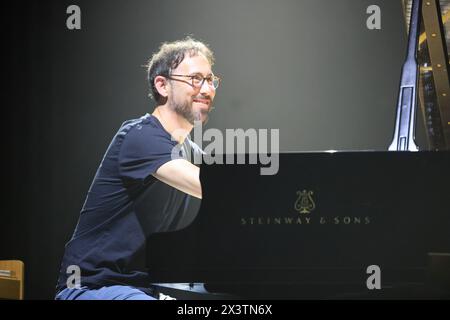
[240,215,372,226]
[284,217,293,224]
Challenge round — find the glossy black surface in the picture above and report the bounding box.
[146,151,450,298]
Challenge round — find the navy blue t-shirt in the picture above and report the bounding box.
[56,114,202,293]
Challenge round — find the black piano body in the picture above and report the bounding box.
[146,151,450,298]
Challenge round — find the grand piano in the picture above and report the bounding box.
[147,151,449,299]
[146,0,450,299]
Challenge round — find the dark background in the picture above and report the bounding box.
[1,0,426,299]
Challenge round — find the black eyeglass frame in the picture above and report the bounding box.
[167,73,221,89]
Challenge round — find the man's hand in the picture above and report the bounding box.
[153,159,202,199]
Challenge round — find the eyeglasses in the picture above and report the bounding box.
[168,73,221,89]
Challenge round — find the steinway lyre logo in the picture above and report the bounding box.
[294,190,316,214]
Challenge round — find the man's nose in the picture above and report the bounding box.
[199,79,214,96]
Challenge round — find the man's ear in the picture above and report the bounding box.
[154,75,169,99]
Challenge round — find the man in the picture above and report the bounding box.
[55,37,220,300]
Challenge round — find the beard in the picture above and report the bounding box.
[169,95,210,125]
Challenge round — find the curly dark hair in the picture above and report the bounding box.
[146,37,215,103]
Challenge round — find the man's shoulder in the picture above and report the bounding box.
[115,114,177,158]
[120,114,153,132]
[118,114,170,140]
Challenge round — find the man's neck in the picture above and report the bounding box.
[152,105,193,144]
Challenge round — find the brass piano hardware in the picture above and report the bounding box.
[421,0,450,148]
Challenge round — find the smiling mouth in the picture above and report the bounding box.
[193,99,210,106]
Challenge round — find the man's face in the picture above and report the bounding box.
[167,54,216,124]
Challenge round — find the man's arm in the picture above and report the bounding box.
[153,159,202,199]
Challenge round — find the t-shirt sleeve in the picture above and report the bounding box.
[118,124,181,184]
